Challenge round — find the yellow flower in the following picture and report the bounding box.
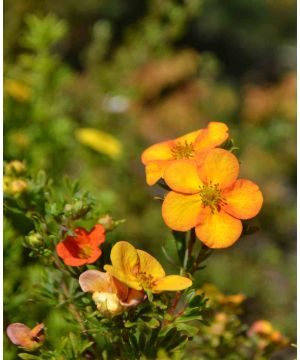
[79,270,145,317]
[4,79,31,102]
[75,128,123,160]
[104,241,192,293]
[4,177,28,196]
[5,160,26,175]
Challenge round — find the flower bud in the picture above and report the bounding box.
[5,160,26,175]
[26,232,43,248]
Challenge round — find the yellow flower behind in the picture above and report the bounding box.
[104,241,192,293]
[75,128,123,160]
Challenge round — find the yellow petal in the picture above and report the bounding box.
[164,160,203,194]
[199,148,239,189]
[104,241,141,290]
[75,128,122,160]
[176,129,204,144]
[152,275,192,293]
[79,270,113,293]
[195,208,242,248]
[141,140,173,164]
[145,161,167,185]
[194,122,229,152]
[136,249,165,280]
[162,191,203,231]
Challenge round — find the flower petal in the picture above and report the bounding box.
[121,289,146,307]
[104,241,141,290]
[164,160,203,194]
[162,191,203,231]
[88,224,105,246]
[145,160,168,185]
[136,249,165,280]
[85,247,102,264]
[79,270,112,293]
[222,179,263,219]
[56,241,87,266]
[176,129,204,144]
[6,323,31,346]
[195,208,242,248]
[104,265,141,290]
[152,275,192,293]
[194,122,229,152]
[141,140,173,164]
[199,148,239,189]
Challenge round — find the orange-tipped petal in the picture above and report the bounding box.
[195,208,242,248]
[145,161,167,185]
[199,148,239,189]
[136,249,165,280]
[222,179,263,219]
[111,276,129,302]
[141,140,173,164]
[152,275,192,293]
[164,160,203,194]
[88,224,106,246]
[194,122,229,152]
[176,129,204,144]
[162,191,202,231]
[79,270,112,293]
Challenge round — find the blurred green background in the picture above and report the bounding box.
[4,0,296,358]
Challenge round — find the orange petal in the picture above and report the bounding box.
[194,122,229,152]
[164,160,203,194]
[121,289,146,307]
[141,140,173,164]
[199,148,239,189]
[222,179,263,219]
[152,275,192,293]
[79,270,113,293]
[88,224,105,246]
[176,129,204,144]
[162,191,202,231]
[195,208,242,248]
[136,249,165,280]
[145,160,168,185]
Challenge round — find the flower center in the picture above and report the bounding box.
[171,141,195,160]
[136,271,155,290]
[78,245,93,259]
[199,182,226,213]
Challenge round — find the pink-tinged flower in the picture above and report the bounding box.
[6,323,45,350]
[56,225,105,266]
[79,270,146,316]
[141,122,229,185]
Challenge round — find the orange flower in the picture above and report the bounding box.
[56,225,105,266]
[162,148,263,248]
[79,270,146,316]
[141,122,229,185]
[6,323,45,350]
[248,320,288,348]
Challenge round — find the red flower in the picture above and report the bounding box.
[56,224,105,266]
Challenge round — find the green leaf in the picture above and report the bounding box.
[145,318,160,328]
[18,354,40,360]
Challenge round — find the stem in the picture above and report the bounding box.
[187,228,196,257]
[191,244,213,274]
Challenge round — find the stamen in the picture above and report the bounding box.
[136,271,155,290]
[171,141,195,160]
[78,245,93,259]
[199,181,227,213]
